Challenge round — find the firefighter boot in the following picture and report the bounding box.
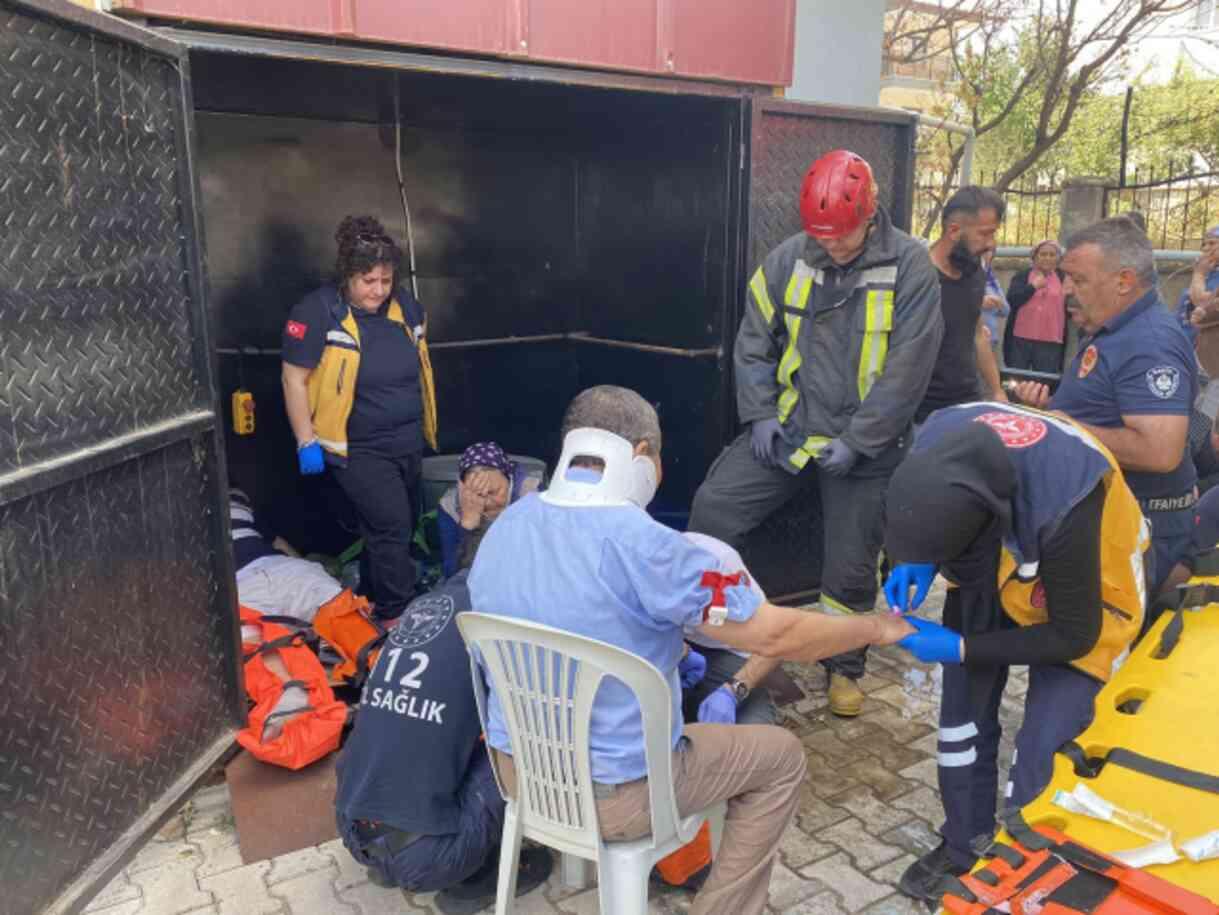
[828,673,864,717]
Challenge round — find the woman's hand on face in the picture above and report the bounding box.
[1030,271,1046,289]
[468,468,510,520]
[457,479,485,529]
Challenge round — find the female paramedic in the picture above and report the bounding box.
[880,403,1147,903]
[281,215,438,623]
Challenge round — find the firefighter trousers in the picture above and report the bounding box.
[688,431,904,680]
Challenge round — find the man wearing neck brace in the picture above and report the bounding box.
[469,386,914,915]
[881,404,1147,902]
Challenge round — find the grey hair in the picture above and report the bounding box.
[560,386,662,455]
[1064,217,1156,288]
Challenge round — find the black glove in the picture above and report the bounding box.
[750,418,783,468]
[816,438,858,477]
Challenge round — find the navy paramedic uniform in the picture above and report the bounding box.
[1050,289,1197,593]
[282,285,427,620]
[335,572,502,891]
[907,405,1146,874]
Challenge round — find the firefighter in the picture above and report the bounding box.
[688,149,944,717]
[882,403,1147,901]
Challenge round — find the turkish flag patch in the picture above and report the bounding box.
[285,320,308,341]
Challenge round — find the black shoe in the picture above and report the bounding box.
[897,841,971,902]
[434,846,554,915]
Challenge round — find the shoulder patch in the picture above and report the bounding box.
[1146,365,1182,400]
[1078,344,1098,379]
[973,411,1048,449]
[285,320,308,341]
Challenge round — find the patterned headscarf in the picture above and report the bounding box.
[459,442,513,480]
[1031,239,1061,261]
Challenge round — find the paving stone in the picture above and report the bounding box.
[845,757,914,802]
[779,824,837,869]
[802,731,863,769]
[866,685,937,723]
[199,861,282,915]
[194,827,244,879]
[830,788,914,835]
[128,837,202,875]
[867,853,917,889]
[185,785,235,835]
[889,787,945,826]
[81,901,144,915]
[766,860,826,911]
[860,894,928,915]
[325,838,370,892]
[83,872,141,912]
[822,716,885,746]
[782,890,851,915]
[796,786,852,832]
[880,820,942,859]
[817,817,902,871]
[269,869,356,915]
[265,846,336,886]
[896,758,939,791]
[848,734,929,774]
[128,858,215,914]
[341,881,424,914]
[799,852,891,913]
[857,708,934,746]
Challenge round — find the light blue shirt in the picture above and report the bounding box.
[468,488,762,783]
[982,264,1009,349]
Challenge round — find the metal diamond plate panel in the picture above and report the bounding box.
[746,99,916,273]
[0,4,206,474]
[740,99,914,599]
[0,3,239,913]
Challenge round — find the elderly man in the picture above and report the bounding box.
[1015,217,1197,596]
[469,385,914,915]
[688,149,943,717]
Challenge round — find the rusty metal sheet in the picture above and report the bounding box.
[0,2,241,913]
[112,0,341,36]
[352,0,511,56]
[524,0,659,74]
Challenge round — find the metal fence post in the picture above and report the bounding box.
[1058,177,1112,363]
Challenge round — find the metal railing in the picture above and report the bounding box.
[1106,166,1219,251]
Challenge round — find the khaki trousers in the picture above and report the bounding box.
[497,723,806,915]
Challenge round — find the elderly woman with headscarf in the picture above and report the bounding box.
[1004,239,1068,374]
[1179,224,1219,344]
[436,442,541,578]
[879,402,1147,902]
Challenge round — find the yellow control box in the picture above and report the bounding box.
[232,390,255,435]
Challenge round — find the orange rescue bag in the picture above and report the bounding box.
[311,589,387,688]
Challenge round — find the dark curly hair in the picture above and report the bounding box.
[334,214,402,284]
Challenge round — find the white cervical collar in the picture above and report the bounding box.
[541,428,658,509]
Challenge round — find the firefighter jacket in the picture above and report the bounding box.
[735,206,943,473]
[922,403,1149,682]
[307,291,438,460]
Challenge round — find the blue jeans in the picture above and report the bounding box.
[338,751,505,892]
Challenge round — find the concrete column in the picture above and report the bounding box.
[1059,176,1110,242]
[1057,177,1112,365]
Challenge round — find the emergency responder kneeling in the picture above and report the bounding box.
[689,149,943,718]
[882,403,1147,902]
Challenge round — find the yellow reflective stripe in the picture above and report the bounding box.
[857,288,895,401]
[775,272,816,423]
[749,268,775,324]
[820,594,855,615]
[787,434,830,470]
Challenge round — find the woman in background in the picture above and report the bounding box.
[1005,239,1067,375]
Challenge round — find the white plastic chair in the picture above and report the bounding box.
[456,612,724,915]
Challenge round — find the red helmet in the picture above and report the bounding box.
[800,150,878,239]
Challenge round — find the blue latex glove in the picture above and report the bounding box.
[884,563,937,613]
[750,418,783,468]
[678,649,707,689]
[297,441,325,475]
[698,685,737,724]
[816,438,858,477]
[897,616,964,664]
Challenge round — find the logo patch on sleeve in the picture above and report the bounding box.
[1146,365,1181,400]
[1078,344,1098,379]
[285,320,308,341]
[973,412,1048,449]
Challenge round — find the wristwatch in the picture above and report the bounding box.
[727,678,751,705]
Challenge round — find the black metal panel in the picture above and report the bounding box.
[0,3,239,913]
[737,99,916,599]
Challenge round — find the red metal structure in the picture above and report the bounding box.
[111,0,796,87]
